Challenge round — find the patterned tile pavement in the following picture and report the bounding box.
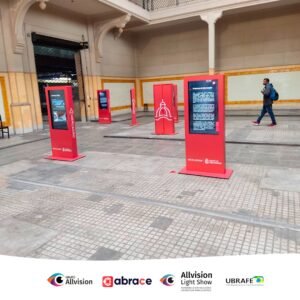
[0,116,299,260]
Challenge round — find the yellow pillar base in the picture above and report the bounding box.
[209,68,215,75]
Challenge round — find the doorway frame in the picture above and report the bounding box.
[24,23,89,127]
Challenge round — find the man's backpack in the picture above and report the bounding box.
[270,84,279,101]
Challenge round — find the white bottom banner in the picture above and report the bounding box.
[0,254,298,299]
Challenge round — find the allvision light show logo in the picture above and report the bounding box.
[102,276,152,288]
[226,276,264,286]
[181,270,213,292]
[48,273,93,287]
[160,274,175,286]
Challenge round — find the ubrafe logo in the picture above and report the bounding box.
[102,276,152,287]
[226,276,264,286]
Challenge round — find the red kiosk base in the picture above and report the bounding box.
[45,154,85,162]
[99,118,112,124]
[179,167,233,179]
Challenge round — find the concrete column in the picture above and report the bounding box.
[200,11,223,75]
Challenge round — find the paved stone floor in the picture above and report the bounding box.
[0,114,300,260]
[106,115,300,146]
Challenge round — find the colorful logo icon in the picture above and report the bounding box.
[252,276,264,284]
[102,276,114,288]
[48,273,65,287]
[160,274,175,286]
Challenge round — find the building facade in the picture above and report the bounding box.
[0,0,299,134]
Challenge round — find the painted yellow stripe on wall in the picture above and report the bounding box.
[102,79,136,110]
[0,77,11,127]
[139,65,300,106]
[111,105,131,111]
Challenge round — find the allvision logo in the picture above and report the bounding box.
[47,273,93,287]
[160,274,175,286]
[48,273,65,287]
[226,276,264,286]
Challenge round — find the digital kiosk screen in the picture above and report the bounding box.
[98,91,108,109]
[188,80,218,134]
[48,90,68,130]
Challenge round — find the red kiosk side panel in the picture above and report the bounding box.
[130,88,138,126]
[173,84,179,123]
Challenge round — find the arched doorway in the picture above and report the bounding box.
[31,33,88,123]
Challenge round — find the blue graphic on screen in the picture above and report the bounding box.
[49,90,68,130]
[188,80,218,134]
[98,91,108,109]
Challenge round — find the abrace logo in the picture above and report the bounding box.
[102,276,114,288]
[48,273,65,287]
[160,274,175,286]
[102,276,152,288]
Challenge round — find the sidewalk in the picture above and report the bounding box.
[0,115,299,260]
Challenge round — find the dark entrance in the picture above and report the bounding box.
[32,33,88,122]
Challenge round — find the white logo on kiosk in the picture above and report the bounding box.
[188,158,204,163]
[69,108,76,138]
[205,159,222,165]
[155,100,172,121]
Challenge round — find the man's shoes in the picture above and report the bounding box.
[252,121,260,126]
[268,123,277,127]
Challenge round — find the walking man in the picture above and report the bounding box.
[253,78,277,126]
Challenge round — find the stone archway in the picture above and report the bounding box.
[9,0,48,53]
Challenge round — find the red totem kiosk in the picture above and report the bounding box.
[179,75,233,179]
[97,89,112,124]
[45,86,85,161]
[153,84,175,135]
[130,88,139,126]
[173,84,179,123]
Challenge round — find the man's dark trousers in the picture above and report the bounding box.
[257,104,277,124]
